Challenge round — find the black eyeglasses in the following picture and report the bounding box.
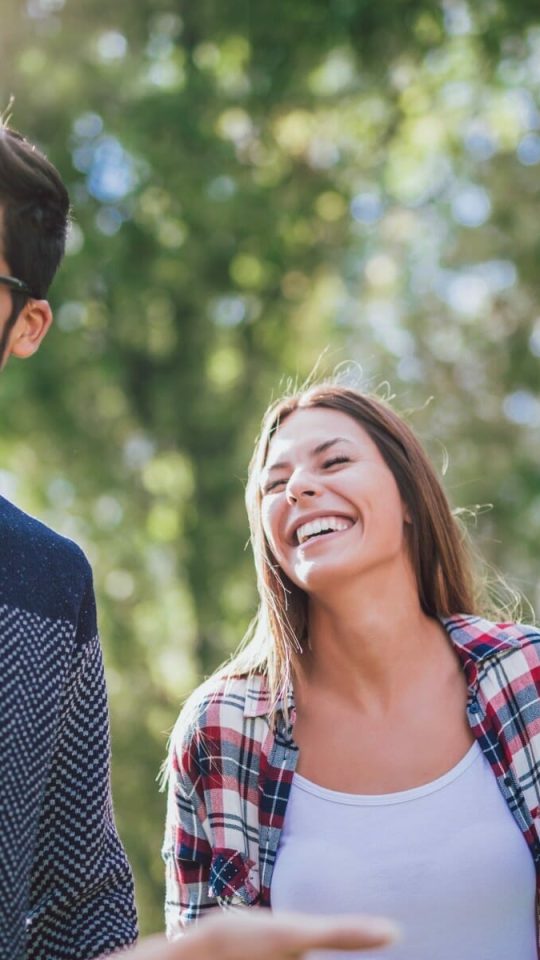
[0,275,31,295]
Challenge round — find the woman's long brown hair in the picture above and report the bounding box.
[224,384,487,710]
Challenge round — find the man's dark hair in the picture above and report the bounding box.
[0,125,70,297]
[0,125,70,356]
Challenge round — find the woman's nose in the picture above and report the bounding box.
[286,469,320,503]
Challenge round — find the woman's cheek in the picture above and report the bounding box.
[263,503,287,565]
[261,503,278,554]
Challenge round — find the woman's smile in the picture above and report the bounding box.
[292,513,356,546]
[296,521,356,552]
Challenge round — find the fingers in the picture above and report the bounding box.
[299,914,400,950]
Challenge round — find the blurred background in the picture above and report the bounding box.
[1,0,539,935]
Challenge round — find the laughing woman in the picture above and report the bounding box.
[163,384,540,960]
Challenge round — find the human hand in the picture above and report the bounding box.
[122,910,399,960]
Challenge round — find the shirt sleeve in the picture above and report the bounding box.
[27,571,138,959]
[162,723,220,936]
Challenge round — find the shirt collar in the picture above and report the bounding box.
[442,613,522,667]
[243,674,273,717]
[243,673,295,719]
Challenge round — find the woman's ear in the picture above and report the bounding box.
[8,299,53,359]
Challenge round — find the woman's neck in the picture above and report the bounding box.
[298,568,449,709]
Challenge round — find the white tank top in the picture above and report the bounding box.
[271,741,537,960]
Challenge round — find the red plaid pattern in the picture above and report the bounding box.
[163,614,540,952]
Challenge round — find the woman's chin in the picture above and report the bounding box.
[291,557,349,593]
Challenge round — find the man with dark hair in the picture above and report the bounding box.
[0,127,67,364]
[0,124,138,959]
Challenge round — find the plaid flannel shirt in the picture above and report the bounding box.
[163,614,540,951]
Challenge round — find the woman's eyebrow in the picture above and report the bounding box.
[265,437,352,473]
[313,436,352,455]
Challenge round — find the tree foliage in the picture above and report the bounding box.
[1,0,539,933]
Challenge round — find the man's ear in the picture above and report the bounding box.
[9,299,53,359]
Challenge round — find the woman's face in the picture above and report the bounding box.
[259,406,410,594]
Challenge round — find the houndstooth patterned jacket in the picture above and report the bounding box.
[0,496,137,959]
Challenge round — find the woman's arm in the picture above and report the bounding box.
[163,737,220,935]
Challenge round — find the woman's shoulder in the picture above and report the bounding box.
[169,671,271,753]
